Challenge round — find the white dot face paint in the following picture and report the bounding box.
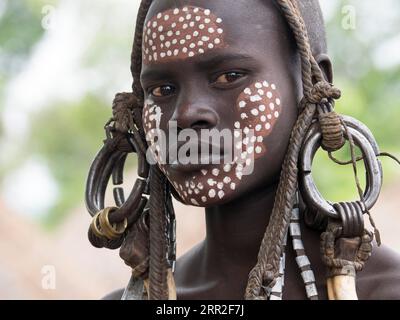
[142,77,283,207]
[142,6,225,64]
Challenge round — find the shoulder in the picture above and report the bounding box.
[357,244,400,300]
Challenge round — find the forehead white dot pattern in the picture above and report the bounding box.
[142,6,225,64]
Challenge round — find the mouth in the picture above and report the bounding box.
[167,141,231,173]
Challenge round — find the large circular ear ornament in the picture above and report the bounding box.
[299,115,382,300]
[299,115,383,235]
[85,128,150,249]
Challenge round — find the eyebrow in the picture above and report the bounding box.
[141,53,256,82]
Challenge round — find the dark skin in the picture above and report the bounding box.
[104,0,400,300]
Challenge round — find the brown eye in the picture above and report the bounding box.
[151,85,176,97]
[215,72,245,84]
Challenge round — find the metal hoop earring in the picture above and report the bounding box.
[85,125,150,248]
[299,115,383,235]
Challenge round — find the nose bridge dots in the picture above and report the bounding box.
[142,6,225,64]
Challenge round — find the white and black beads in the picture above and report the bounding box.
[269,227,288,300]
[289,195,319,300]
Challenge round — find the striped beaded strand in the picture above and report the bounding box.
[289,193,319,300]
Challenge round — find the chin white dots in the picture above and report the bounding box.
[152,21,158,28]
[276,98,281,105]
[199,24,205,30]
[274,111,280,118]
[265,123,271,130]
[251,109,259,116]
[255,82,262,89]
[255,146,263,154]
[188,51,195,57]
[212,168,220,176]
[244,88,252,95]
[218,190,225,199]
[223,176,231,184]
[208,189,216,198]
[204,9,211,15]
[208,27,215,33]
[230,182,236,190]
[234,121,241,129]
[214,38,221,45]
[201,196,207,203]
[216,18,222,23]
[267,91,273,99]
[217,28,223,34]
[191,198,199,205]
[173,8,180,15]
[224,164,232,172]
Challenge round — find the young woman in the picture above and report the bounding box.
[85,0,400,300]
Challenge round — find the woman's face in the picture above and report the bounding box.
[140,0,301,207]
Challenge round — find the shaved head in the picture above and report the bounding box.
[295,0,327,55]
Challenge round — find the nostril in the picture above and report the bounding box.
[191,120,212,130]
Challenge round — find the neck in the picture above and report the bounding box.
[203,181,278,277]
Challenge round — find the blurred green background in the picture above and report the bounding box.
[0,0,399,299]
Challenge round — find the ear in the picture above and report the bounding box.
[315,53,333,83]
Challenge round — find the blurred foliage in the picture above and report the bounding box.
[28,95,110,228]
[0,0,399,227]
[313,0,400,202]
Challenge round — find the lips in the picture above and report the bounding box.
[167,140,230,172]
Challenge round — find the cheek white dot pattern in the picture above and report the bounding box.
[164,81,282,207]
[142,6,225,64]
